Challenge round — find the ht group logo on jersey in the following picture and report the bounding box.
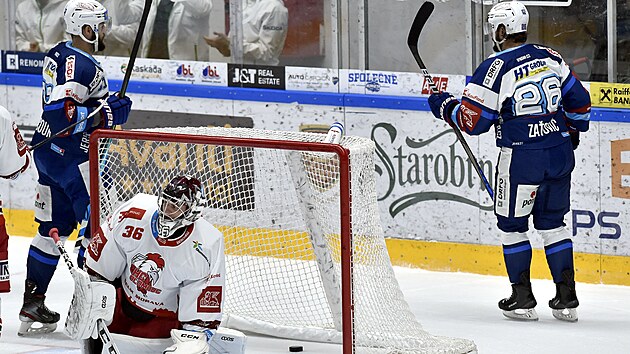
[228,64,286,90]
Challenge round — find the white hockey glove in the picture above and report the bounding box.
[163,329,210,354]
[64,268,116,340]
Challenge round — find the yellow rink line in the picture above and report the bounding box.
[6,209,629,286]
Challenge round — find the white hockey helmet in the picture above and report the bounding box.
[487,1,529,36]
[63,0,111,51]
[157,175,206,238]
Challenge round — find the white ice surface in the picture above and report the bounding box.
[1,236,629,354]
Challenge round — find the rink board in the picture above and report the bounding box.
[1,61,630,285]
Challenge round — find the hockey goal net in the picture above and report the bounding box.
[89,127,476,354]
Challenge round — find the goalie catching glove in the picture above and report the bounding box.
[64,267,116,340]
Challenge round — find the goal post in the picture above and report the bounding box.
[88,127,476,354]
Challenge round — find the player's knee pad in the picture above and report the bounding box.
[31,232,64,256]
[538,226,571,247]
[500,231,529,246]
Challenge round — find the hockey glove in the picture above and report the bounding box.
[101,93,132,128]
[569,130,580,150]
[428,92,459,125]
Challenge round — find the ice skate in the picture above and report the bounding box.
[498,270,538,321]
[18,280,59,336]
[549,269,579,322]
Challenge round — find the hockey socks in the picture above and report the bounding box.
[544,239,574,283]
[26,246,60,295]
[502,240,532,284]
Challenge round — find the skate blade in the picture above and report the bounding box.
[17,320,57,336]
[502,308,539,321]
[552,308,578,322]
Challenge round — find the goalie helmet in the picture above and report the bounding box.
[487,1,529,50]
[63,0,111,51]
[157,175,206,238]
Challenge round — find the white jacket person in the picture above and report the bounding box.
[141,0,213,61]
[15,0,68,52]
[100,0,144,57]
[205,0,288,66]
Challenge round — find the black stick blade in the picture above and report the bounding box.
[407,2,435,51]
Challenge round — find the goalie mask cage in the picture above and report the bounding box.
[89,127,476,354]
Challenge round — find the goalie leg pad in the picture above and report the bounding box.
[65,268,116,340]
[209,327,247,354]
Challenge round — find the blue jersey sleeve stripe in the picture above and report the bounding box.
[566,111,590,121]
[43,101,65,111]
[561,75,577,95]
[451,103,461,128]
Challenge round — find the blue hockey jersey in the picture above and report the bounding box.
[31,41,110,160]
[449,44,591,149]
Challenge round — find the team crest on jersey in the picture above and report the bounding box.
[88,227,108,261]
[197,286,222,313]
[459,104,479,129]
[129,253,165,295]
[12,122,28,156]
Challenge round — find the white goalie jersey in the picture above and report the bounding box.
[0,105,30,179]
[85,193,225,326]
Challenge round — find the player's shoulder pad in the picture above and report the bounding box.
[474,56,505,90]
[532,44,564,64]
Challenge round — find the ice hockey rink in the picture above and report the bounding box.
[1,235,629,354]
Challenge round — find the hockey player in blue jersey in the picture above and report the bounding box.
[20,0,132,335]
[428,1,590,322]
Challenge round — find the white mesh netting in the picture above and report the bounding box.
[93,126,476,354]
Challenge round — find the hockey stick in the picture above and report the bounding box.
[119,0,152,97]
[30,0,152,151]
[407,1,494,199]
[49,228,121,354]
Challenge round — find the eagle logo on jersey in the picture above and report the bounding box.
[129,253,165,295]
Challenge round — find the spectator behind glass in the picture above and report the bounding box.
[140,0,213,61]
[99,0,144,57]
[15,0,68,52]
[205,0,288,66]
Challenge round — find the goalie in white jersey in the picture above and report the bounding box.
[0,105,31,337]
[80,175,242,353]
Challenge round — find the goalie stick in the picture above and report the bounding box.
[49,228,121,354]
[30,0,153,151]
[407,1,495,199]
